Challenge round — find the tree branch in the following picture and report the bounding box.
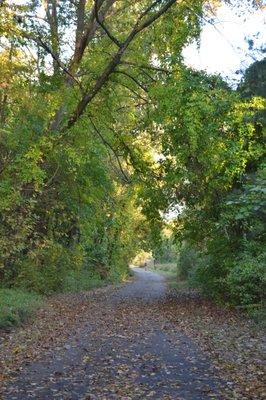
[121,60,171,74]
[94,0,121,47]
[70,0,116,75]
[74,0,86,51]
[138,0,161,20]
[44,0,60,74]
[88,115,131,184]
[109,78,149,103]
[113,70,148,92]
[37,36,83,90]
[63,0,176,132]
[133,0,176,34]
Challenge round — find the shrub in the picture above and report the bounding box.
[177,244,199,280]
[227,251,266,306]
[62,269,105,293]
[15,241,85,294]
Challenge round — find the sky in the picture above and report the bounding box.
[9,0,266,83]
[183,3,266,84]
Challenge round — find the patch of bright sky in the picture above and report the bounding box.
[183,3,266,84]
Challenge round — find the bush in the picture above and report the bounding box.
[15,241,85,294]
[227,251,266,306]
[0,289,43,329]
[177,244,199,280]
[184,236,266,308]
[62,269,105,293]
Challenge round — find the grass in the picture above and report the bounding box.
[151,262,178,278]
[150,262,189,290]
[0,268,121,330]
[168,279,189,290]
[0,289,43,330]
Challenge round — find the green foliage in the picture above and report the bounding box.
[0,289,43,329]
[177,244,199,281]
[62,270,105,293]
[13,242,85,294]
[152,262,177,279]
[148,60,266,308]
[153,234,177,263]
[1,0,204,294]
[1,0,264,315]
[238,57,266,99]
[227,250,265,306]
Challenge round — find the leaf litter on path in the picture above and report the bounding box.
[0,269,264,399]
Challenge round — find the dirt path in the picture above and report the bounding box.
[1,269,264,399]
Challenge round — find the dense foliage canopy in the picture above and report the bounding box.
[0,0,265,308]
[150,63,265,306]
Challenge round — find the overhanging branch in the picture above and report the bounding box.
[88,115,132,184]
[63,0,176,132]
[113,70,148,92]
[94,0,121,47]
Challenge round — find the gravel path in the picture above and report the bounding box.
[2,269,228,399]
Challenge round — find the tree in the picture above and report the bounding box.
[0,0,204,291]
[147,62,265,305]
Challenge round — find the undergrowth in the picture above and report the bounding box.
[0,289,43,330]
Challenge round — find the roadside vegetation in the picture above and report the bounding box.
[0,289,43,330]
[152,263,177,278]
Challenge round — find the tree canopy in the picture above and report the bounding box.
[0,0,265,306]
